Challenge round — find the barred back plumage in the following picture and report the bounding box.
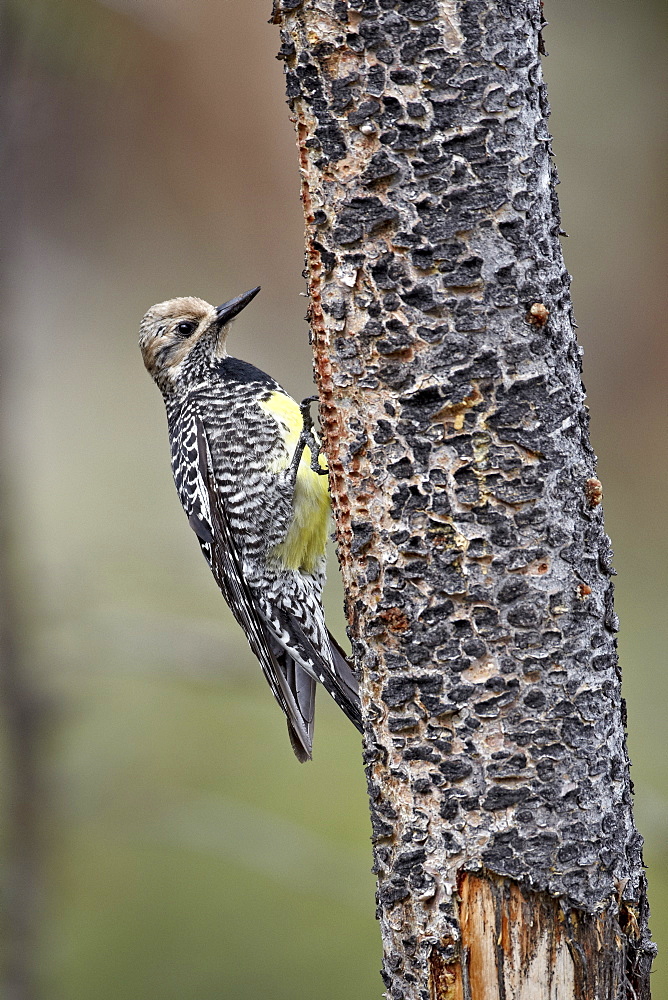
[139,288,362,760]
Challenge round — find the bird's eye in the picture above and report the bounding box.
[176,320,197,337]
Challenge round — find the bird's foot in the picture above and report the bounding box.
[298,396,328,476]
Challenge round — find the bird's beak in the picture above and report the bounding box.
[215,286,261,326]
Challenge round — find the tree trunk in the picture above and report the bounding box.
[272,1,655,997]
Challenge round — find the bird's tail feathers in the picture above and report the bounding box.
[287,724,311,763]
[269,638,316,762]
[327,630,363,733]
[264,606,363,733]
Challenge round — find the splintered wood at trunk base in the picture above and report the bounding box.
[273,0,655,996]
[446,871,636,999]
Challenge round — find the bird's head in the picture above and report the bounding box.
[139,286,261,392]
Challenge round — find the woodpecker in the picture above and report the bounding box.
[139,287,362,760]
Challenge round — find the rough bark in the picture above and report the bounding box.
[272,1,655,997]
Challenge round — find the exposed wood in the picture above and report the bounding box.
[446,871,630,1000]
[273,1,655,996]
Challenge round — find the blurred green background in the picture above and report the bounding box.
[0,1,665,997]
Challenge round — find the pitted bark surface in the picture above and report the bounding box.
[273,1,654,996]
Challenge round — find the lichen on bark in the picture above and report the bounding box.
[273,1,654,996]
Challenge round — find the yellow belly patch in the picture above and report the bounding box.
[259,391,330,573]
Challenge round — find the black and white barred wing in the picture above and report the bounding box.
[170,410,316,761]
[262,602,362,733]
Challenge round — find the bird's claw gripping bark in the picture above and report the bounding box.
[291,395,328,479]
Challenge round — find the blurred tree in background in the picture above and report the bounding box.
[1,1,666,997]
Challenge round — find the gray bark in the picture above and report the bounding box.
[272,1,655,997]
